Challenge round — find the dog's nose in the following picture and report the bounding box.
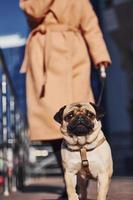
[77,115,84,122]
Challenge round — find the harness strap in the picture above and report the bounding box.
[66,136,106,152]
[79,137,106,177]
[80,147,92,177]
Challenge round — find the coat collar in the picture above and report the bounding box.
[50,0,68,22]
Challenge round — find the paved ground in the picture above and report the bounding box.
[0,176,133,200]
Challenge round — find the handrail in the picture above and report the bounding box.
[0,48,27,126]
[0,47,28,196]
[0,49,17,99]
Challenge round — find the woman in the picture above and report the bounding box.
[20,0,111,142]
[19,1,111,197]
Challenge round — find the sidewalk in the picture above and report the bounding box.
[0,176,133,200]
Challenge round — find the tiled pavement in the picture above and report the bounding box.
[0,176,133,200]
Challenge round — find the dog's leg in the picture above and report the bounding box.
[64,171,79,200]
[78,174,89,200]
[97,174,111,200]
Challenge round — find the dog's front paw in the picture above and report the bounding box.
[68,194,79,200]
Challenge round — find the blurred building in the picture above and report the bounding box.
[0,0,28,117]
[102,0,133,175]
[0,0,133,176]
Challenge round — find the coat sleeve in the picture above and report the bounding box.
[80,0,111,66]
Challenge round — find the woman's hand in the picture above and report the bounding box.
[96,61,110,68]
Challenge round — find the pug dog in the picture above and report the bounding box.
[54,102,113,200]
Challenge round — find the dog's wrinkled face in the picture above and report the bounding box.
[64,104,95,136]
[54,102,104,136]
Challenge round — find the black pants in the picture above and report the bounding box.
[50,139,64,175]
[40,139,64,175]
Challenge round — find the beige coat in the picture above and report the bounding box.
[20,0,111,141]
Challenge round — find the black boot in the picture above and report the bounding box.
[58,190,68,200]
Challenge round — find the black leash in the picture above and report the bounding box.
[96,65,106,107]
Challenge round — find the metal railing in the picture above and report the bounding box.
[0,48,28,196]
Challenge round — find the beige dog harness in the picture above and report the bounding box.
[64,136,106,177]
[80,137,106,177]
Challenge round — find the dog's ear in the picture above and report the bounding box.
[90,102,105,121]
[54,105,66,124]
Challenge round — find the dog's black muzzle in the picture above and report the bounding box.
[67,115,94,136]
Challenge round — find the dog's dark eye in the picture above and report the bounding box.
[64,112,74,122]
[87,112,95,120]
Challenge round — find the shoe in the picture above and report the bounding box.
[58,190,68,200]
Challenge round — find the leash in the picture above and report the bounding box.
[96,65,107,107]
